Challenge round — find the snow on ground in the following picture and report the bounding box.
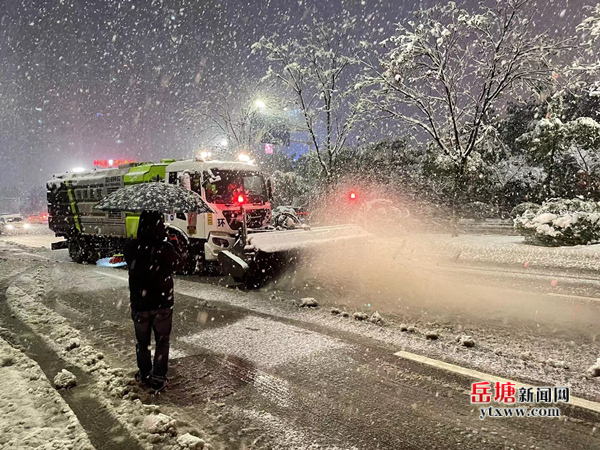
[237,408,359,450]
[0,225,60,249]
[5,270,211,450]
[387,233,600,271]
[0,336,94,450]
[3,237,600,447]
[20,235,600,405]
[168,276,600,403]
[180,315,349,369]
[6,231,600,414]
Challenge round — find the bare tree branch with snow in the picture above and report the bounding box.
[252,16,369,179]
[364,0,568,184]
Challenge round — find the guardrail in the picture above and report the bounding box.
[458,218,516,235]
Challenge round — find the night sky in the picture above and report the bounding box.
[0,0,586,188]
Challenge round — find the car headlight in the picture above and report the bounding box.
[23,223,31,229]
[6,224,14,230]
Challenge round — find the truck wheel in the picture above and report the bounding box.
[68,239,84,264]
[84,248,100,264]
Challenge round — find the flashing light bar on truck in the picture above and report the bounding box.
[93,159,135,168]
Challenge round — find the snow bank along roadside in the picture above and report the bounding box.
[0,335,95,450]
[6,270,211,450]
[395,234,600,273]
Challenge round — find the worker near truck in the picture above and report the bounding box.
[123,211,180,392]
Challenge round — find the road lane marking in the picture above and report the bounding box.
[546,292,600,303]
[394,350,600,414]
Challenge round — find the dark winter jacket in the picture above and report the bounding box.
[123,211,180,311]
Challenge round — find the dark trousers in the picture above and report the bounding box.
[131,308,173,378]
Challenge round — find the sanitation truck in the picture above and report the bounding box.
[47,157,368,282]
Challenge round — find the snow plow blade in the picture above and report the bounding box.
[218,224,370,285]
[218,250,251,280]
[246,224,371,253]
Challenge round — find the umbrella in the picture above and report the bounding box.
[94,182,214,213]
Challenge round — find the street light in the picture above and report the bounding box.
[220,138,228,147]
[255,99,266,109]
[198,151,212,161]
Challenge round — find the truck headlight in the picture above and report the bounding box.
[23,223,31,229]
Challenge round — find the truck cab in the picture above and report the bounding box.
[164,158,273,263]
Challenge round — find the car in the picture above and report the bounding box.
[0,214,32,234]
[27,213,49,224]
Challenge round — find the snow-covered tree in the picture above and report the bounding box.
[252,16,368,180]
[366,0,566,186]
[517,118,569,191]
[567,118,600,177]
[574,4,600,79]
[517,116,600,197]
[578,4,600,44]
[270,170,309,207]
[515,198,600,246]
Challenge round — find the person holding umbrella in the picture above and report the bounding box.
[94,181,214,391]
[124,211,180,392]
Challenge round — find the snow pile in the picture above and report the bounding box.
[369,311,384,325]
[425,332,439,340]
[547,359,568,370]
[272,205,301,229]
[514,198,600,246]
[589,358,600,377]
[510,202,540,218]
[459,335,475,348]
[299,297,318,308]
[352,312,368,321]
[143,413,177,435]
[0,337,94,449]
[54,369,77,389]
[177,433,205,449]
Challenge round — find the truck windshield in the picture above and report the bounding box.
[204,169,267,205]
